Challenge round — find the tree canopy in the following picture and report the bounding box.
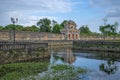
[52,24,61,33]
[0,18,119,36]
[37,18,51,32]
[99,24,117,36]
[79,25,92,35]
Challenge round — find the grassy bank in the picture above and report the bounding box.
[24,64,87,80]
[0,62,49,80]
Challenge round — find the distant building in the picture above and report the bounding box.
[60,20,80,40]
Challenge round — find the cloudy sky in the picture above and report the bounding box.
[0,0,120,32]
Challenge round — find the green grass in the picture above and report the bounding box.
[0,62,49,80]
[24,64,87,80]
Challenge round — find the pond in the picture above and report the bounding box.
[51,48,120,80]
[0,48,120,80]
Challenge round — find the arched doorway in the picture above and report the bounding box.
[72,34,74,40]
[76,34,78,39]
[68,34,70,40]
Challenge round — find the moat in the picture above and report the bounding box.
[1,47,120,80]
[51,48,120,80]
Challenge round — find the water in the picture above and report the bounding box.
[51,48,120,80]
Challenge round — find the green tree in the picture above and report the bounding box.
[4,24,15,30]
[79,25,92,35]
[30,25,39,32]
[23,26,32,31]
[4,24,24,31]
[52,24,61,33]
[99,24,116,36]
[15,25,24,31]
[60,20,68,29]
[52,20,57,26]
[37,18,51,32]
[0,26,4,30]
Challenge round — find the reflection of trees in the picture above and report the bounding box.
[99,60,117,75]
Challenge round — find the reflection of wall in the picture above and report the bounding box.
[63,48,76,64]
[0,50,50,64]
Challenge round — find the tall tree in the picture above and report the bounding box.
[52,20,57,26]
[31,25,39,32]
[99,24,116,36]
[0,26,4,30]
[52,24,61,33]
[15,25,24,31]
[79,25,92,35]
[4,24,15,30]
[23,26,32,31]
[4,24,24,31]
[60,20,68,29]
[37,18,51,32]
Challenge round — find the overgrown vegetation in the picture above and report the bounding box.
[24,64,87,80]
[0,62,49,80]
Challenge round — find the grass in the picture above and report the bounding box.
[0,62,49,80]
[24,64,87,80]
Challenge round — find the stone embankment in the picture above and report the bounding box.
[73,40,120,53]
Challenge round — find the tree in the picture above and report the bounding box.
[0,26,4,30]
[52,20,57,26]
[4,24,24,31]
[4,24,15,30]
[23,26,32,31]
[99,24,116,36]
[79,25,92,35]
[60,20,68,29]
[30,25,39,32]
[37,18,51,32]
[52,24,61,33]
[15,25,24,31]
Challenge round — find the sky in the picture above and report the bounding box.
[0,0,120,32]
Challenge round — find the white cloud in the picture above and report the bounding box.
[0,0,72,26]
[0,0,72,13]
[90,0,120,18]
[20,15,58,26]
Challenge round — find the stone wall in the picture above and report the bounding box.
[1,30,120,41]
[0,30,11,41]
[79,35,120,40]
[0,30,64,41]
[73,40,120,53]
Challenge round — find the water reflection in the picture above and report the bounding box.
[0,49,50,64]
[52,48,76,64]
[51,48,120,80]
[99,60,118,75]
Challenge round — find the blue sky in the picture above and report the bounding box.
[0,0,120,32]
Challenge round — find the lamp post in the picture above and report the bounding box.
[11,17,18,43]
